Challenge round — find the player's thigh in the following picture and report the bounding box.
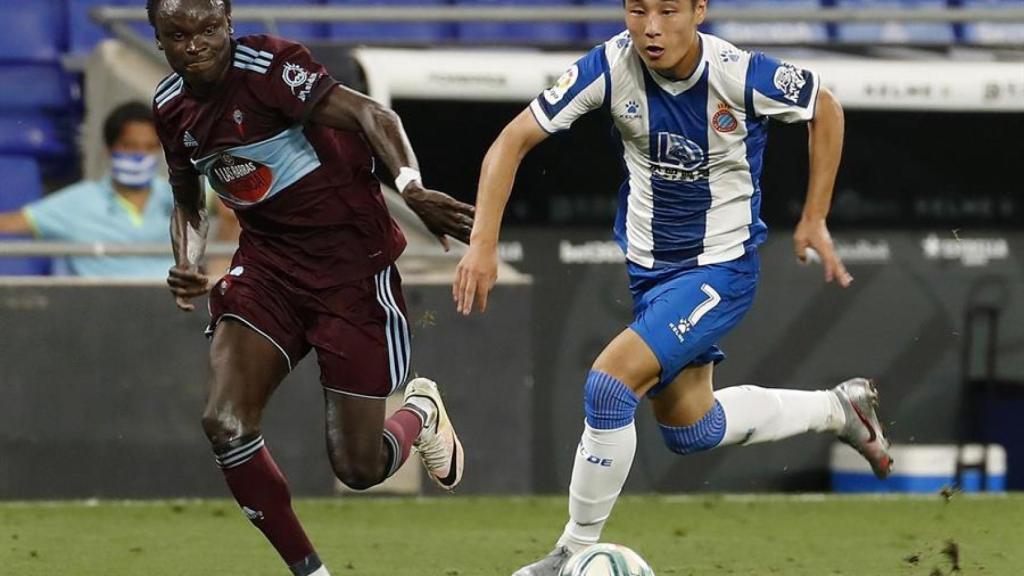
[205,265,307,427]
[591,328,662,396]
[310,264,411,398]
[650,362,715,427]
[205,319,291,437]
[630,257,758,398]
[323,390,387,463]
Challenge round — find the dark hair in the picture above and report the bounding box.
[147,0,232,28]
[103,102,154,148]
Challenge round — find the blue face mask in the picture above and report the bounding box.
[111,152,158,189]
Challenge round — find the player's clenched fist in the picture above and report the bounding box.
[167,266,209,312]
[454,243,498,316]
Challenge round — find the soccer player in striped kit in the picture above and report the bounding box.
[454,1,894,573]
[149,1,469,574]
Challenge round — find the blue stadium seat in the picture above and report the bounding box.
[0,65,72,111]
[0,116,70,158]
[961,0,1024,45]
[69,0,140,56]
[327,0,456,44]
[0,156,51,276]
[231,0,329,41]
[710,0,829,44]
[0,1,65,63]
[580,0,627,45]
[455,0,584,45]
[836,0,954,44]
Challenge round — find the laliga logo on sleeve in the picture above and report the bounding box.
[773,63,807,104]
[544,64,579,105]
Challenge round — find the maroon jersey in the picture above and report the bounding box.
[153,35,406,288]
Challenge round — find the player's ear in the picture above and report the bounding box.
[694,0,708,23]
[227,15,234,35]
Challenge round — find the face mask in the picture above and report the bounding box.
[111,152,158,189]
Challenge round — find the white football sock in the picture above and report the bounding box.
[309,566,330,576]
[556,421,636,553]
[715,386,845,446]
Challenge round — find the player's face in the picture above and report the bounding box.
[625,0,707,77]
[110,121,162,155]
[154,0,233,89]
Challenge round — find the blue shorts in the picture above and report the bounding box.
[628,249,759,397]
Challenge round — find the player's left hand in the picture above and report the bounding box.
[402,184,475,251]
[793,217,853,288]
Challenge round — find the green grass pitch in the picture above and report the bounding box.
[2,494,1021,575]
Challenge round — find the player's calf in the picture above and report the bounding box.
[658,400,727,455]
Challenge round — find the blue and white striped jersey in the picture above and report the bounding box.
[530,32,819,270]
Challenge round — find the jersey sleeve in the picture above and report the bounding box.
[152,104,201,194]
[746,52,819,123]
[249,39,339,124]
[529,45,610,134]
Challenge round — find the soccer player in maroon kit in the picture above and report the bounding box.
[149,1,471,574]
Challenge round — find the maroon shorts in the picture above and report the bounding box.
[206,261,411,398]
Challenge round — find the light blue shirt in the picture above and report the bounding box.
[23,177,175,278]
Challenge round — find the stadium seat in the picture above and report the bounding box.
[0,116,71,159]
[68,0,141,56]
[454,0,584,45]
[0,1,65,63]
[710,0,829,44]
[327,0,456,44]
[961,0,1024,45]
[0,156,51,276]
[836,0,954,44]
[0,65,72,111]
[231,0,329,41]
[580,0,627,45]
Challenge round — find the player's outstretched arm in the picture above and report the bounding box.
[309,85,474,249]
[793,87,852,288]
[167,177,210,312]
[454,108,549,315]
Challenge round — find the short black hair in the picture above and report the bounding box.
[103,102,154,148]
[147,0,233,29]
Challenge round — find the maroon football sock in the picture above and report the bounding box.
[382,408,425,477]
[215,435,321,575]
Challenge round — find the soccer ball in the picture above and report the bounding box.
[559,543,655,576]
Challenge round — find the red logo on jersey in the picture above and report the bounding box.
[210,154,273,204]
[712,103,738,134]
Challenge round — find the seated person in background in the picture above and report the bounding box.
[0,101,236,277]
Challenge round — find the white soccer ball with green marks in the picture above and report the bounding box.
[559,543,655,576]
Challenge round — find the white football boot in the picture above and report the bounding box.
[404,378,464,491]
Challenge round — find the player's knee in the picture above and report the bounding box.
[201,407,258,446]
[659,400,727,455]
[331,460,384,491]
[584,370,640,430]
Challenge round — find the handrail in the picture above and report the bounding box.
[0,241,459,259]
[92,5,1024,24]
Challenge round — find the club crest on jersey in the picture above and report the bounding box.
[232,108,245,137]
[712,103,738,133]
[209,153,273,206]
[653,132,708,182]
[544,64,579,105]
[773,63,807,104]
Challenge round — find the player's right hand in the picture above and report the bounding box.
[454,243,498,315]
[167,266,210,312]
